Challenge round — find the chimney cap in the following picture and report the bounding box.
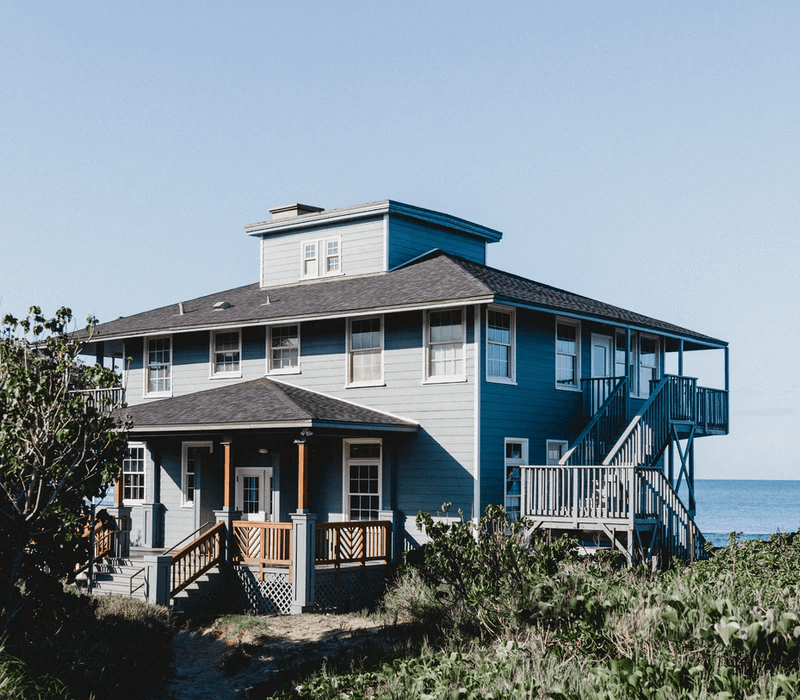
[269,203,325,220]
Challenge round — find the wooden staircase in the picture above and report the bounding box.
[90,555,147,600]
[521,374,728,567]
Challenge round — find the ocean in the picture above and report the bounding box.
[691,479,800,548]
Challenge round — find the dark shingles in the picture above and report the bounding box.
[117,378,418,430]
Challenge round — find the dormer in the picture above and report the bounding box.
[245,200,503,289]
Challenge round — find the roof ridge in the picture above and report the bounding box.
[260,377,314,420]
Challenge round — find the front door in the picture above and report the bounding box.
[590,334,615,413]
[235,467,273,521]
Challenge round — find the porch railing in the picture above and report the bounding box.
[232,521,293,581]
[76,518,116,575]
[697,386,729,433]
[582,377,625,417]
[315,520,392,569]
[562,377,628,466]
[170,521,225,596]
[72,387,125,411]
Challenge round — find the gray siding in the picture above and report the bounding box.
[388,216,486,268]
[260,218,385,288]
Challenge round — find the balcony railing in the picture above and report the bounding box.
[72,387,125,412]
[697,386,729,433]
[315,521,392,570]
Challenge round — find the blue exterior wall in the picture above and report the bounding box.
[388,216,487,268]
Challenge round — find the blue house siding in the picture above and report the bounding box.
[388,216,486,269]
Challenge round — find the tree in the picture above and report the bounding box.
[0,306,129,633]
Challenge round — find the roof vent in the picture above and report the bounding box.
[269,203,324,220]
[213,301,232,311]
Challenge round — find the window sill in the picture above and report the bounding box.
[143,391,172,399]
[487,376,517,385]
[346,381,386,389]
[423,376,468,385]
[555,384,582,392]
[268,368,301,376]
[210,372,242,380]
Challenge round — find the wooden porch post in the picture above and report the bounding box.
[221,441,233,508]
[295,429,312,513]
[114,476,123,508]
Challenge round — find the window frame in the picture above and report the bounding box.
[299,235,343,280]
[342,438,382,521]
[123,442,146,504]
[267,323,301,375]
[486,305,516,384]
[181,441,213,507]
[546,439,569,466]
[424,306,467,384]
[346,315,384,388]
[504,438,528,521]
[144,335,172,397]
[637,333,660,398]
[209,329,242,378]
[555,318,581,392]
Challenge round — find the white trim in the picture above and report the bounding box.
[209,328,242,379]
[473,306,481,522]
[123,441,147,504]
[382,213,389,271]
[181,441,213,507]
[342,438,383,520]
[486,304,516,384]
[235,466,273,521]
[504,437,528,520]
[590,333,614,379]
[346,314,385,388]
[299,235,343,281]
[555,317,581,392]
[143,335,172,398]
[546,439,569,465]
[423,306,467,384]
[267,323,301,375]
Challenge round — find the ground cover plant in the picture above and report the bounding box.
[269,508,800,700]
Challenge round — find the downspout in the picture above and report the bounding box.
[473,305,481,524]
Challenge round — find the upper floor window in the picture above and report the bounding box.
[300,236,342,279]
[487,307,515,382]
[269,324,300,374]
[146,336,171,395]
[348,316,383,386]
[555,319,580,390]
[211,329,241,377]
[425,308,465,382]
[123,443,146,503]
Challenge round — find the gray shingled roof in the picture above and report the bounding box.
[84,251,724,347]
[117,378,419,433]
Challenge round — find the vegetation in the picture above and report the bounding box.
[268,507,800,699]
[0,306,129,633]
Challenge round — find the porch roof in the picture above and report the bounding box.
[116,378,419,433]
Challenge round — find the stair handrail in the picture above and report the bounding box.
[560,376,628,466]
[162,521,215,556]
[170,521,225,597]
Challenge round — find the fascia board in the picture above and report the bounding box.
[127,420,418,433]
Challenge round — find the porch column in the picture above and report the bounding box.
[295,429,312,513]
[625,328,631,421]
[379,509,400,563]
[678,339,684,376]
[217,439,238,563]
[222,440,234,508]
[290,512,316,614]
[143,554,172,606]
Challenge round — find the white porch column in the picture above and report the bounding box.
[378,509,400,563]
[144,554,173,606]
[290,512,316,614]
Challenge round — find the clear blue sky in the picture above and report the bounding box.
[2,2,797,478]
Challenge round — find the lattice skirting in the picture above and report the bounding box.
[314,566,390,613]
[233,566,293,615]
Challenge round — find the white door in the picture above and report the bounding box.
[590,334,615,413]
[235,467,273,521]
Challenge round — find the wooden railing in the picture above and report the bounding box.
[697,386,729,433]
[635,468,707,562]
[562,377,628,466]
[170,521,225,596]
[582,376,625,417]
[72,387,125,411]
[315,521,391,569]
[232,521,293,580]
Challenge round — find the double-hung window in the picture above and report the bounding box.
[348,316,383,386]
[211,329,241,377]
[487,307,514,382]
[300,236,342,279]
[426,308,465,381]
[555,319,580,390]
[504,439,528,520]
[146,336,171,395]
[343,440,381,521]
[269,324,300,373]
[123,443,146,503]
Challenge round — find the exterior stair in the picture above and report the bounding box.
[170,566,225,613]
[91,557,147,600]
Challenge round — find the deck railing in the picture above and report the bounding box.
[697,387,729,433]
[170,521,225,596]
[232,521,293,580]
[562,377,628,466]
[315,521,392,569]
[582,377,625,417]
[72,387,125,412]
[76,518,116,575]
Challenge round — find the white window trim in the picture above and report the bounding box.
[267,324,301,375]
[209,329,242,379]
[546,439,569,465]
[555,317,581,392]
[423,306,468,384]
[143,335,172,398]
[235,466,273,521]
[299,235,343,280]
[342,438,383,520]
[346,315,385,388]
[486,305,516,384]
[504,438,528,520]
[181,441,213,507]
[123,441,147,505]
